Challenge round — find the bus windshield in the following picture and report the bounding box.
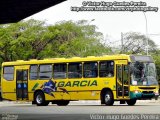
[130,61,158,86]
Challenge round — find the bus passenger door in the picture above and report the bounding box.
[116,60,130,99]
[15,67,29,100]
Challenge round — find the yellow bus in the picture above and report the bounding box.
[1,54,159,106]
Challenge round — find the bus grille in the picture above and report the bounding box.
[138,87,156,90]
[142,91,154,94]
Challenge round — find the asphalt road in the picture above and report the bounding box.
[0,100,160,120]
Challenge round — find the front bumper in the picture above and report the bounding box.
[130,91,159,100]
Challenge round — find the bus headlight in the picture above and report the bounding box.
[155,90,159,95]
[134,90,140,93]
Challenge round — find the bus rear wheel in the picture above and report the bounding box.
[35,91,49,106]
[103,90,114,106]
[56,100,70,106]
[126,99,136,106]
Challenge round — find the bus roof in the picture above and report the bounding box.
[2,54,153,66]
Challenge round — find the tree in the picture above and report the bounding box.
[119,32,157,54]
[39,20,111,58]
[0,19,111,62]
[0,19,54,61]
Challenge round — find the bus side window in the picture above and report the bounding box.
[53,63,67,79]
[83,62,98,78]
[68,63,82,78]
[99,61,114,77]
[30,65,38,80]
[39,64,52,80]
[3,66,14,80]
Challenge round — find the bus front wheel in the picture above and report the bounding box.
[126,99,136,106]
[103,90,114,106]
[35,91,49,106]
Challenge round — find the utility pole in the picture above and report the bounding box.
[143,12,148,55]
[121,32,123,54]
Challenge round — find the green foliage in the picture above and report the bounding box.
[0,19,111,62]
[38,20,111,58]
[0,19,51,61]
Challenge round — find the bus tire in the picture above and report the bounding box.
[155,96,158,100]
[35,91,49,106]
[103,90,114,106]
[56,100,70,106]
[126,99,136,106]
[0,93,2,101]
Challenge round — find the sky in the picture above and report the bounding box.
[26,0,160,47]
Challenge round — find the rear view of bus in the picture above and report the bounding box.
[128,55,159,104]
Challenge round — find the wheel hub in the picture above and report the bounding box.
[36,95,43,104]
[105,94,110,102]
